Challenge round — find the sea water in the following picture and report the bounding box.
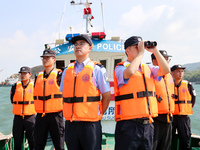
[0,85,199,135]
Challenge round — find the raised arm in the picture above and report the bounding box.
[123,41,145,79]
[145,45,170,76]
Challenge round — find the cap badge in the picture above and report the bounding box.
[138,38,142,42]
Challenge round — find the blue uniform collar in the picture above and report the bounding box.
[75,58,90,67]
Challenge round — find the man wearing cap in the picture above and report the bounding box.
[59,34,111,150]
[171,64,196,150]
[114,36,170,150]
[34,49,64,150]
[10,66,36,150]
[151,50,175,150]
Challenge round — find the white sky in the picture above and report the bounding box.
[0,0,199,82]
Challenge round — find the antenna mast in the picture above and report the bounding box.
[100,0,105,32]
[59,1,68,39]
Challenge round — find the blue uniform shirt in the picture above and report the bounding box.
[115,61,160,89]
[60,58,110,94]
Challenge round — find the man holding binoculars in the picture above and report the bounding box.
[114,36,170,150]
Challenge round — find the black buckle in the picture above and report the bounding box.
[172,94,178,99]
[142,120,149,124]
[157,96,163,103]
[137,91,153,98]
[132,119,149,124]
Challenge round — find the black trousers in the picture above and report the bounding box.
[115,119,154,150]
[13,114,36,150]
[34,111,65,150]
[172,115,191,150]
[153,119,172,150]
[65,120,102,150]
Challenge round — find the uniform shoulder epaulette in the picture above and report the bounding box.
[58,71,62,75]
[96,63,104,68]
[12,83,17,87]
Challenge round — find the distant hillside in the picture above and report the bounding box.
[182,62,200,82]
[31,65,44,78]
[2,65,44,84]
[183,62,200,71]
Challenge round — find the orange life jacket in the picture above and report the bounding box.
[114,62,158,121]
[173,80,193,115]
[34,69,63,114]
[154,73,175,114]
[62,61,102,122]
[13,81,36,116]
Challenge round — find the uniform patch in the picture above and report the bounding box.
[193,89,196,96]
[169,78,174,84]
[146,69,151,78]
[82,74,90,82]
[104,73,109,81]
[48,79,54,85]
[182,88,187,93]
[28,88,32,93]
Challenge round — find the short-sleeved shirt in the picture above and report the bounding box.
[115,61,159,89]
[59,58,110,94]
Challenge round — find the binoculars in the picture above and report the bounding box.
[144,41,157,48]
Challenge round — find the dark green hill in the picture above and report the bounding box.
[183,62,200,71]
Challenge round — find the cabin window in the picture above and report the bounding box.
[114,59,122,70]
[100,60,107,69]
[56,60,65,70]
[70,60,75,63]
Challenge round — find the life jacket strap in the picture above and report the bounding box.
[115,93,134,101]
[13,101,34,104]
[34,94,63,101]
[115,91,156,101]
[175,100,192,104]
[63,96,100,103]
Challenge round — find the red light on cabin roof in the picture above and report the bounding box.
[91,32,106,39]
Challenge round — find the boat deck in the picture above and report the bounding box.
[1,133,200,150]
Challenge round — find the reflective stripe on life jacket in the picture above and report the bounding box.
[13,81,36,116]
[114,62,158,121]
[63,61,102,122]
[154,73,175,114]
[34,69,63,113]
[173,80,193,115]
